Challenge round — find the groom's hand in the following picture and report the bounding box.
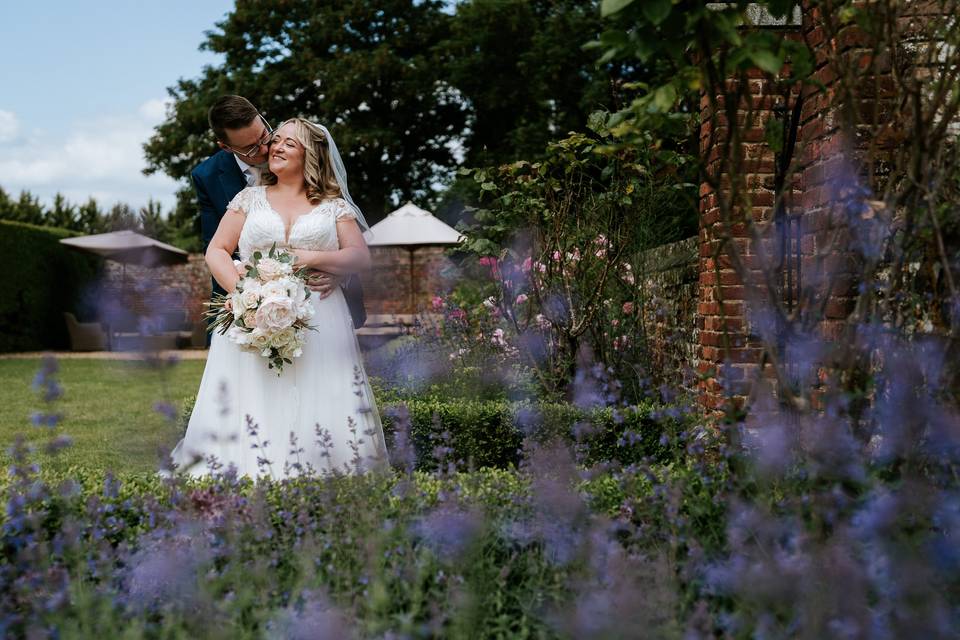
[305,270,343,299]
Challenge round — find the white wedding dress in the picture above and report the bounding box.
[169,186,388,479]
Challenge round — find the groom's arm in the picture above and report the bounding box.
[193,171,219,255]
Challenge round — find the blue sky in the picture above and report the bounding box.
[0,1,234,212]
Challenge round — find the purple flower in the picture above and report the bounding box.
[122,523,212,613]
[153,401,177,423]
[411,502,483,562]
[268,589,353,640]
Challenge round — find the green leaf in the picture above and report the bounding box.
[481,182,497,191]
[651,84,677,112]
[601,0,636,18]
[749,49,784,74]
[641,0,672,25]
[763,117,784,154]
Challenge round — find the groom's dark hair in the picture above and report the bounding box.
[208,95,260,142]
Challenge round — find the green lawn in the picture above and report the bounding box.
[0,358,205,474]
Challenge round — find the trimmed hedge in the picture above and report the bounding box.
[0,220,102,352]
[380,397,691,471]
[175,393,691,472]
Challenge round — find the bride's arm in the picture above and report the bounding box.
[292,219,372,275]
[205,209,246,293]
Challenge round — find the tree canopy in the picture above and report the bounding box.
[144,0,631,225]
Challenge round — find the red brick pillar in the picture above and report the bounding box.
[696,3,909,411]
[697,70,792,410]
[696,9,808,411]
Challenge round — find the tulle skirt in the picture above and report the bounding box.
[169,288,387,479]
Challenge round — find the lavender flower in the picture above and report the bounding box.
[410,502,483,563]
[267,590,354,640]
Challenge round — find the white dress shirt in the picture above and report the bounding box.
[234,155,262,187]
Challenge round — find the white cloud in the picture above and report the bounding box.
[0,110,18,143]
[0,99,179,212]
[138,97,172,123]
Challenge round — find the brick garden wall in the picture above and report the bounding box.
[98,247,461,330]
[694,2,930,410]
[101,254,210,329]
[364,246,459,315]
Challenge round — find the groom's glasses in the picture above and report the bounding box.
[224,114,274,158]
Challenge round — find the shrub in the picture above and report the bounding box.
[380,397,692,471]
[0,220,102,352]
[443,126,697,401]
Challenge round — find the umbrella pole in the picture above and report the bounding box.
[409,248,415,313]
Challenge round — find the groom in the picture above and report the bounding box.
[192,95,365,326]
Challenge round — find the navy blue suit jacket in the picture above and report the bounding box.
[191,150,247,298]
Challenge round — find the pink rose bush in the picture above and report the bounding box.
[425,234,648,398]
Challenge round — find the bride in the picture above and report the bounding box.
[169,118,388,479]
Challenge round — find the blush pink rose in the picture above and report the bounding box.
[255,296,297,332]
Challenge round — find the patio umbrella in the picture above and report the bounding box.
[60,230,190,344]
[59,229,189,267]
[363,203,464,311]
[60,229,189,291]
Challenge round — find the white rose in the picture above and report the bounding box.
[226,325,251,346]
[270,327,298,350]
[297,302,315,322]
[277,333,303,360]
[249,329,270,351]
[230,291,245,318]
[255,296,297,332]
[241,309,257,328]
[238,281,261,310]
[256,257,292,281]
[260,280,289,300]
[279,276,300,298]
[290,280,308,305]
[278,343,302,360]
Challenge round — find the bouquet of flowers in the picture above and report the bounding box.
[206,244,315,373]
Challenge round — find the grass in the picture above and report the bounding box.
[0,358,205,474]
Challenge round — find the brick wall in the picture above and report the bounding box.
[364,246,459,315]
[697,62,796,409]
[100,254,210,328]
[694,2,943,410]
[98,246,460,329]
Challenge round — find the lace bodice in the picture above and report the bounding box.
[227,186,357,261]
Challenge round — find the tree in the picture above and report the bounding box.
[0,187,12,220]
[441,0,629,168]
[13,191,45,226]
[102,203,139,232]
[48,193,78,231]
[138,199,170,242]
[144,0,467,224]
[77,198,104,235]
[144,0,646,232]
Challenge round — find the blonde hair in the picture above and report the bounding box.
[261,118,342,204]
